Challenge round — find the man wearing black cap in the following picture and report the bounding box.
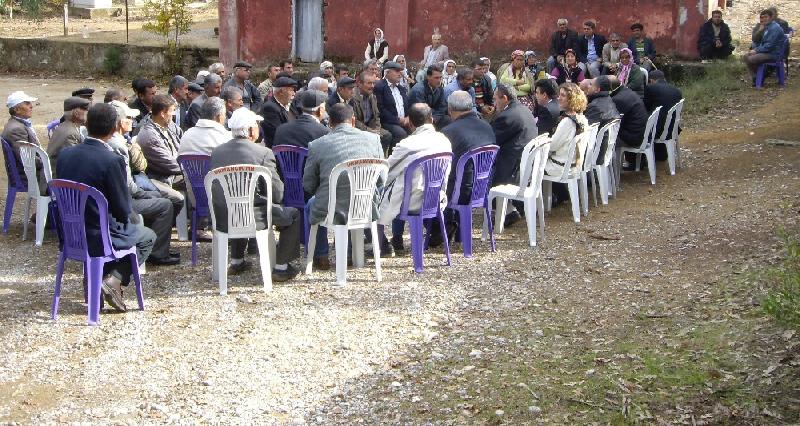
[644,70,682,161]
[187,82,204,104]
[374,60,410,150]
[72,87,95,102]
[260,76,298,147]
[223,61,262,112]
[48,96,90,175]
[326,76,356,110]
[274,90,329,149]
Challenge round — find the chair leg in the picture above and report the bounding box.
[458,207,473,257]
[542,181,553,212]
[51,254,66,320]
[597,167,609,205]
[86,259,104,326]
[589,170,598,208]
[211,231,219,281]
[664,141,677,176]
[22,196,32,241]
[492,196,508,234]
[756,65,765,88]
[216,233,229,295]
[675,139,682,170]
[567,179,580,223]
[438,210,451,266]
[778,63,786,87]
[485,204,496,252]
[408,216,425,273]
[3,188,16,234]
[334,225,349,285]
[524,197,537,247]
[537,194,546,242]
[254,230,273,293]
[635,153,642,171]
[305,225,319,275]
[370,222,382,282]
[579,172,589,216]
[176,197,189,241]
[269,229,277,268]
[34,196,48,246]
[350,229,365,268]
[646,147,656,185]
[190,209,198,266]
[129,253,145,310]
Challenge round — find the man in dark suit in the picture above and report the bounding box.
[260,76,298,148]
[351,70,392,151]
[186,73,223,129]
[609,76,648,149]
[547,18,580,72]
[210,108,302,281]
[326,76,356,110]
[533,79,561,136]
[580,77,620,164]
[644,70,682,160]
[273,90,329,149]
[492,84,539,226]
[578,21,608,78]
[374,60,411,151]
[56,103,156,312]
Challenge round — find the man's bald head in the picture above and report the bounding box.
[579,79,597,96]
[606,75,621,90]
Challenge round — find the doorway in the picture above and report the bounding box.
[292,0,323,62]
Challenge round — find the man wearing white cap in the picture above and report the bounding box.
[3,91,45,191]
[209,108,302,281]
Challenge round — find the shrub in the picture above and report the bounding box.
[762,231,800,329]
[103,46,124,75]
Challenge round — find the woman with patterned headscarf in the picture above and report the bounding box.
[616,48,645,98]
[365,28,389,64]
[499,50,536,111]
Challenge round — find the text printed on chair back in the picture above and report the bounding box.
[273,145,308,209]
[326,158,388,228]
[204,165,272,239]
[399,152,453,219]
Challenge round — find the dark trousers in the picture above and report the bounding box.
[699,44,733,60]
[230,206,301,265]
[743,52,776,78]
[132,196,173,259]
[151,178,186,222]
[106,224,156,285]
[382,123,408,154]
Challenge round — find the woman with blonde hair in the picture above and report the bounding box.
[499,50,535,111]
[545,82,588,204]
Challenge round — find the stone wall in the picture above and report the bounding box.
[722,0,798,48]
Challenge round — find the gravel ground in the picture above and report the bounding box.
[0,75,799,423]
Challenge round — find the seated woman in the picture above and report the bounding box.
[499,50,536,111]
[525,51,547,81]
[365,28,389,64]
[545,82,589,204]
[616,48,646,98]
[550,49,585,85]
[392,54,416,90]
[442,60,457,87]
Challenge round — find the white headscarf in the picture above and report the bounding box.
[442,59,457,86]
[373,28,385,46]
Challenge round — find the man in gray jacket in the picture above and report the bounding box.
[303,103,384,269]
[48,96,89,176]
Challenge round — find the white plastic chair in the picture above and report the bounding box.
[655,99,684,175]
[304,158,388,286]
[18,142,52,246]
[615,106,662,186]
[204,164,277,295]
[576,123,600,215]
[542,123,599,223]
[487,135,551,247]
[591,119,621,205]
[176,199,189,241]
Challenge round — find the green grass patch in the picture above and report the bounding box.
[676,59,744,117]
[761,231,800,329]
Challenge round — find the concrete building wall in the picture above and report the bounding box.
[219,0,708,67]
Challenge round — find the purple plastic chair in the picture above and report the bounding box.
[755,36,789,88]
[177,154,212,266]
[46,119,60,140]
[1,137,27,235]
[273,144,309,244]
[447,145,499,257]
[397,152,453,273]
[49,179,144,326]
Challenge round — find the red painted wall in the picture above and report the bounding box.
[219,0,707,67]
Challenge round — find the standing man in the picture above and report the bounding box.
[744,9,785,85]
[628,23,657,70]
[48,97,90,175]
[260,76,298,147]
[421,32,450,69]
[548,18,580,72]
[351,70,392,150]
[223,61,262,112]
[374,60,411,150]
[257,63,282,100]
[579,21,607,78]
[168,75,189,130]
[408,64,449,129]
[186,73,223,129]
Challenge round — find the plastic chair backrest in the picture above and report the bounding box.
[658,99,684,141]
[49,179,114,261]
[272,145,308,209]
[579,123,600,173]
[521,141,551,199]
[600,120,621,167]
[19,142,52,196]
[593,120,616,166]
[399,152,453,219]
[177,154,212,217]
[204,164,272,239]
[46,119,60,140]
[325,158,388,227]
[516,135,550,192]
[1,137,26,192]
[448,145,499,209]
[553,123,598,181]
[638,106,662,151]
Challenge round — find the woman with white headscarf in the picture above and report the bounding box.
[441,59,457,87]
[392,54,415,90]
[365,28,389,64]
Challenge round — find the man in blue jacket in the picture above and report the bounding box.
[744,8,786,85]
[698,10,734,60]
[408,64,449,129]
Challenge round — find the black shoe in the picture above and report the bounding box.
[391,237,406,255]
[196,230,213,242]
[504,211,522,228]
[101,277,127,312]
[367,242,395,258]
[428,231,444,248]
[169,250,180,257]
[272,264,299,282]
[146,254,180,266]
[247,242,259,255]
[228,259,251,276]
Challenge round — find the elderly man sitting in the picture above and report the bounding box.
[377,103,452,253]
[210,108,302,280]
[260,76,298,147]
[3,91,46,193]
[178,97,232,156]
[273,90,329,149]
[48,96,90,176]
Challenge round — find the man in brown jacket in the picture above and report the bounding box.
[351,70,392,153]
[48,97,89,176]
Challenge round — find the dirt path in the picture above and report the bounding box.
[0,76,798,424]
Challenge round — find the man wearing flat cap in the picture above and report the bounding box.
[48,96,90,176]
[72,87,95,102]
[373,60,411,151]
[3,91,46,191]
[274,90,329,149]
[326,76,356,110]
[210,108,302,281]
[223,61,262,112]
[259,76,298,147]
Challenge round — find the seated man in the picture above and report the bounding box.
[208,62,227,81]
[220,86,244,123]
[129,78,157,133]
[48,96,89,176]
[408,64,449,129]
[274,90,329,149]
[374,60,411,149]
[257,63,282,100]
[548,18,580,72]
[186,73,223,129]
[628,23,657,71]
[609,75,648,150]
[601,33,628,75]
[698,10,734,60]
[326,76,356,109]
[187,83,204,105]
[644,70,682,160]
[744,8,785,85]
[440,91,494,238]
[56,103,156,312]
[443,67,476,107]
[377,103,452,252]
[137,94,185,216]
[103,88,127,103]
[351,70,393,151]
[579,20,607,78]
[260,76,298,147]
[178,97,232,156]
[580,77,620,163]
[303,103,383,270]
[3,91,46,192]
[167,75,189,130]
[210,108,302,281]
[471,59,495,120]
[533,79,561,136]
[222,61,262,112]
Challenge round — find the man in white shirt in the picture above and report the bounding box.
[374,61,411,152]
[178,97,232,156]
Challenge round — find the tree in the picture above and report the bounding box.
[142,0,193,48]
